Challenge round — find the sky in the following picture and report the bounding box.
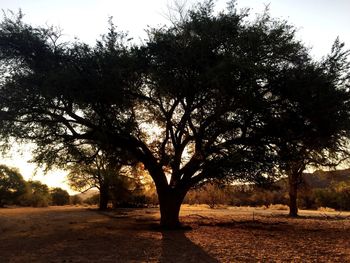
[0,0,349,193]
[1,0,349,58]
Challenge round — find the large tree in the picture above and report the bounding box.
[0,3,349,227]
[265,38,350,216]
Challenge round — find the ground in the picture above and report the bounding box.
[0,205,349,262]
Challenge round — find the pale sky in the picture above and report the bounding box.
[0,0,349,193]
[1,0,349,58]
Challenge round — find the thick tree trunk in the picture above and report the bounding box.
[145,161,190,229]
[158,189,186,229]
[288,174,299,217]
[99,185,109,210]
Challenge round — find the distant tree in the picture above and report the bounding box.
[68,152,146,209]
[84,193,100,205]
[26,180,50,207]
[0,164,26,206]
[313,180,350,211]
[0,2,349,227]
[265,38,350,216]
[50,187,70,205]
[67,148,128,210]
[69,194,82,205]
[199,182,229,208]
[109,163,150,208]
[334,181,350,210]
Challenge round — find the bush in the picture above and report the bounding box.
[30,194,50,207]
[201,183,229,208]
[70,195,82,205]
[184,182,230,208]
[313,185,350,211]
[18,181,50,207]
[50,188,70,206]
[84,193,100,205]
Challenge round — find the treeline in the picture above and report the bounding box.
[2,161,350,211]
[0,164,70,207]
[184,170,350,211]
[73,189,158,208]
[76,168,350,212]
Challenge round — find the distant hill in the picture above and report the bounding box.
[75,188,99,200]
[303,169,350,188]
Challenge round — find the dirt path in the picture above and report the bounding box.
[0,206,349,262]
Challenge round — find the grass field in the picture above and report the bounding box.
[0,205,349,262]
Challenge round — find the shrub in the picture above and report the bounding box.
[84,193,100,205]
[50,188,70,206]
[21,181,51,207]
[30,194,50,207]
[70,195,82,205]
[184,182,229,208]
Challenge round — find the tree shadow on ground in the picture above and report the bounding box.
[160,229,219,263]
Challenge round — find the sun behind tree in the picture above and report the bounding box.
[0,1,349,228]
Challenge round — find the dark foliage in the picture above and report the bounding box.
[0,2,349,227]
[0,164,26,206]
[50,187,70,206]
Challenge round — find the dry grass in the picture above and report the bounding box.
[318,206,336,212]
[268,204,290,210]
[0,205,349,262]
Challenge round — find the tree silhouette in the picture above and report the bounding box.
[66,145,115,210]
[50,187,70,206]
[0,2,349,227]
[67,147,136,210]
[27,180,51,207]
[0,164,26,206]
[264,38,350,216]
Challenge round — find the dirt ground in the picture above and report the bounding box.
[0,205,349,262]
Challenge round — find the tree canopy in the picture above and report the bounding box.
[263,37,350,216]
[0,2,349,227]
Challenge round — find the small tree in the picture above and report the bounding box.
[67,148,129,210]
[109,164,147,208]
[26,180,50,207]
[0,164,27,206]
[50,187,70,205]
[84,193,100,205]
[200,182,229,208]
[70,194,82,205]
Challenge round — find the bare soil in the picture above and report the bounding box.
[0,205,349,262]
